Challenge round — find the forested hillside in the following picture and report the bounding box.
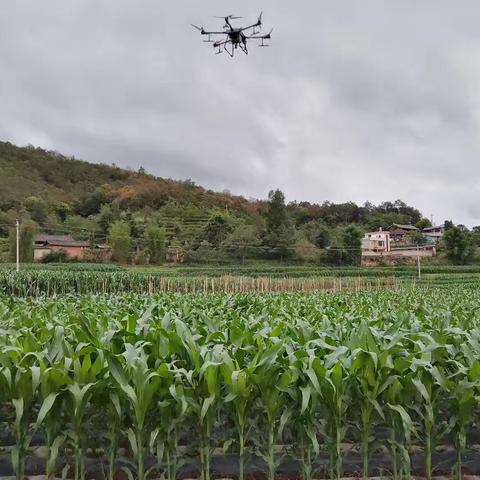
[0,141,434,264]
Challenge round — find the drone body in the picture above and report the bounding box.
[192,13,273,57]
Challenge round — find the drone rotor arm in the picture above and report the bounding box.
[202,30,229,35]
[246,28,273,39]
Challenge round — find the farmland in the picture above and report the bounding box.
[2,263,480,295]
[2,287,480,480]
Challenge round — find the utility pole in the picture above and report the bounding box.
[16,218,20,273]
[417,244,421,280]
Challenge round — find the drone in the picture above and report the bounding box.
[191,13,273,57]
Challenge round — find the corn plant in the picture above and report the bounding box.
[221,350,258,480]
[108,344,166,480]
[1,351,42,480]
[37,363,70,480]
[251,341,297,480]
[65,351,104,480]
[383,377,414,480]
[320,357,351,480]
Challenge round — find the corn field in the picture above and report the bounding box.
[2,288,480,480]
[0,270,400,295]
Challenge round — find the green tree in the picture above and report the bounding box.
[408,231,428,246]
[109,221,132,263]
[203,214,233,247]
[266,189,289,233]
[65,216,100,241]
[24,196,48,224]
[223,224,262,260]
[341,224,362,265]
[299,220,331,249]
[416,218,432,230]
[264,189,295,258]
[471,226,480,247]
[444,220,454,231]
[97,204,116,234]
[54,202,72,222]
[143,224,166,265]
[10,219,37,262]
[443,226,473,264]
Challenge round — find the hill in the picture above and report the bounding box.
[0,141,432,264]
[0,141,255,214]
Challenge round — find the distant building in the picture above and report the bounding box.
[361,229,436,265]
[388,224,419,243]
[34,234,109,261]
[422,225,445,243]
[362,230,391,252]
[34,234,90,261]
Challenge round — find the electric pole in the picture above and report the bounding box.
[16,218,20,273]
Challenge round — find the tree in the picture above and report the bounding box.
[10,219,37,262]
[65,216,100,241]
[54,202,72,222]
[109,221,132,263]
[24,196,48,224]
[341,225,362,265]
[444,220,454,231]
[266,189,289,233]
[416,218,432,230]
[408,231,428,246]
[97,204,116,234]
[471,226,480,247]
[264,189,295,258]
[76,190,106,216]
[223,224,262,260]
[203,214,233,247]
[143,224,166,265]
[443,226,473,265]
[299,220,331,249]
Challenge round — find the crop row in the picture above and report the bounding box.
[1,289,480,480]
[3,262,480,277]
[0,270,400,296]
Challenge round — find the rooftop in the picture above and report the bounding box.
[35,234,90,248]
[389,224,418,231]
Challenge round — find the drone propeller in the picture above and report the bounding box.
[191,24,205,33]
[257,11,263,27]
[214,14,242,19]
[264,28,273,39]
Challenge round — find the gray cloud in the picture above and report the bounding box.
[1,1,480,225]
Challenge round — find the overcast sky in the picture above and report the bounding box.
[1,1,480,226]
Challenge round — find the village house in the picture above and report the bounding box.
[422,225,445,243]
[34,234,90,261]
[362,230,391,252]
[388,224,419,243]
[34,234,109,261]
[361,229,436,266]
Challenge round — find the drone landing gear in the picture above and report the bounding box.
[239,43,248,55]
[224,43,234,57]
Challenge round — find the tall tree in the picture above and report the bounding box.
[266,189,289,233]
[265,189,295,258]
[143,224,166,265]
[443,226,473,264]
[109,221,132,263]
[203,214,233,247]
[341,224,362,266]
